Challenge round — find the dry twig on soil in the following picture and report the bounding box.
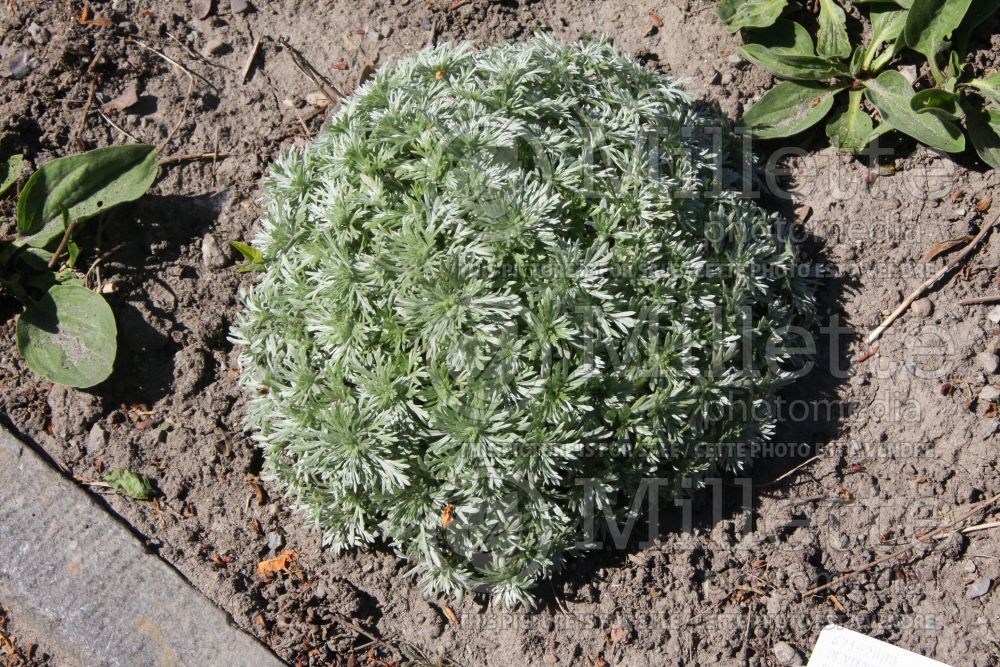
[804,490,1000,597]
[866,211,1000,345]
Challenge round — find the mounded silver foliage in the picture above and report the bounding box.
[234,35,815,607]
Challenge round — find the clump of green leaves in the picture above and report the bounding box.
[234,36,815,607]
[0,145,158,387]
[721,0,1000,166]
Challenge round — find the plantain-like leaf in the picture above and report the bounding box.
[910,88,962,120]
[954,0,1000,52]
[718,0,788,31]
[864,4,908,70]
[826,89,877,152]
[16,284,117,388]
[16,144,158,247]
[745,19,816,55]
[863,70,965,152]
[903,0,973,68]
[743,82,843,138]
[0,155,23,197]
[817,0,852,58]
[969,72,1000,107]
[965,103,1000,169]
[741,45,846,80]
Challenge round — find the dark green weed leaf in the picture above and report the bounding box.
[863,70,965,152]
[864,5,907,71]
[817,0,852,58]
[746,19,816,56]
[16,284,117,388]
[826,89,876,153]
[904,0,973,70]
[0,155,23,197]
[103,468,156,500]
[16,144,158,247]
[718,0,788,31]
[743,82,843,138]
[966,103,1000,169]
[741,45,846,80]
[969,72,1000,107]
[910,88,962,120]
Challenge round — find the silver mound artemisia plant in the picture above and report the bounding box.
[233,34,815,608]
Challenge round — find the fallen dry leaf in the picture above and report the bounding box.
[853,345,878,363]
[441,503,455,529]
[977,196,992,213]
[649,12,664,27]
[442,604,459,624]
[101,82,139,113]
[258,549,298,576]
[609,625,630,644]
[924,235,972,262]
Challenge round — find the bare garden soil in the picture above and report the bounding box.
[1,1,999,665]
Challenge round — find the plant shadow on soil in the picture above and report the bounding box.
[531,156,862,612]
[93,192,231,406]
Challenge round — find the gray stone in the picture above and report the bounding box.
[203,38,227,56]
[85,423,108,455]
[201,233,230,269]
[230,0,249,13]
[989,305,1000,324]
[967,576,992,599]
[27,22,50,44]
[911,298,934,318]
[980,385,1000,403]
[0,426,284,667]
[979,351,1000,375]
[267,532,284,551]
[772,640,805,665]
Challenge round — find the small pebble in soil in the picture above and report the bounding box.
[911,298,934,318]
[201,233,231,269]
[2,49,37,79]
[851,372,869,387]
[967,576,992,599]
[771,640,804,666]
[267,532,284,550]
[231,0,249,13]
[989,305,1000,324]
[203,39,227,56]
[27,22,50,44]
[978,351,999,375]
[542,654,558,665]
[979,385,1000,403]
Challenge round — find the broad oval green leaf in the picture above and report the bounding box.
[16,284,117,388]
[817,0,852,58]
[718,0,789,31]
[965,103,1000,169]
[745,20,816,56]
[743,82,843,138]
[16,144,158,246]
[740,45,846,80]
[826,89,876,153]
[910,88,962,120]
[0,155,23,197]
[904,0,973,65]
[969,72,1000,107]
[863,70,965,152]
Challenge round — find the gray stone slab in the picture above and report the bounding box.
[0,426,285,667]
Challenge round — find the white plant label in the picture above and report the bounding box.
[807,625,953,667]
